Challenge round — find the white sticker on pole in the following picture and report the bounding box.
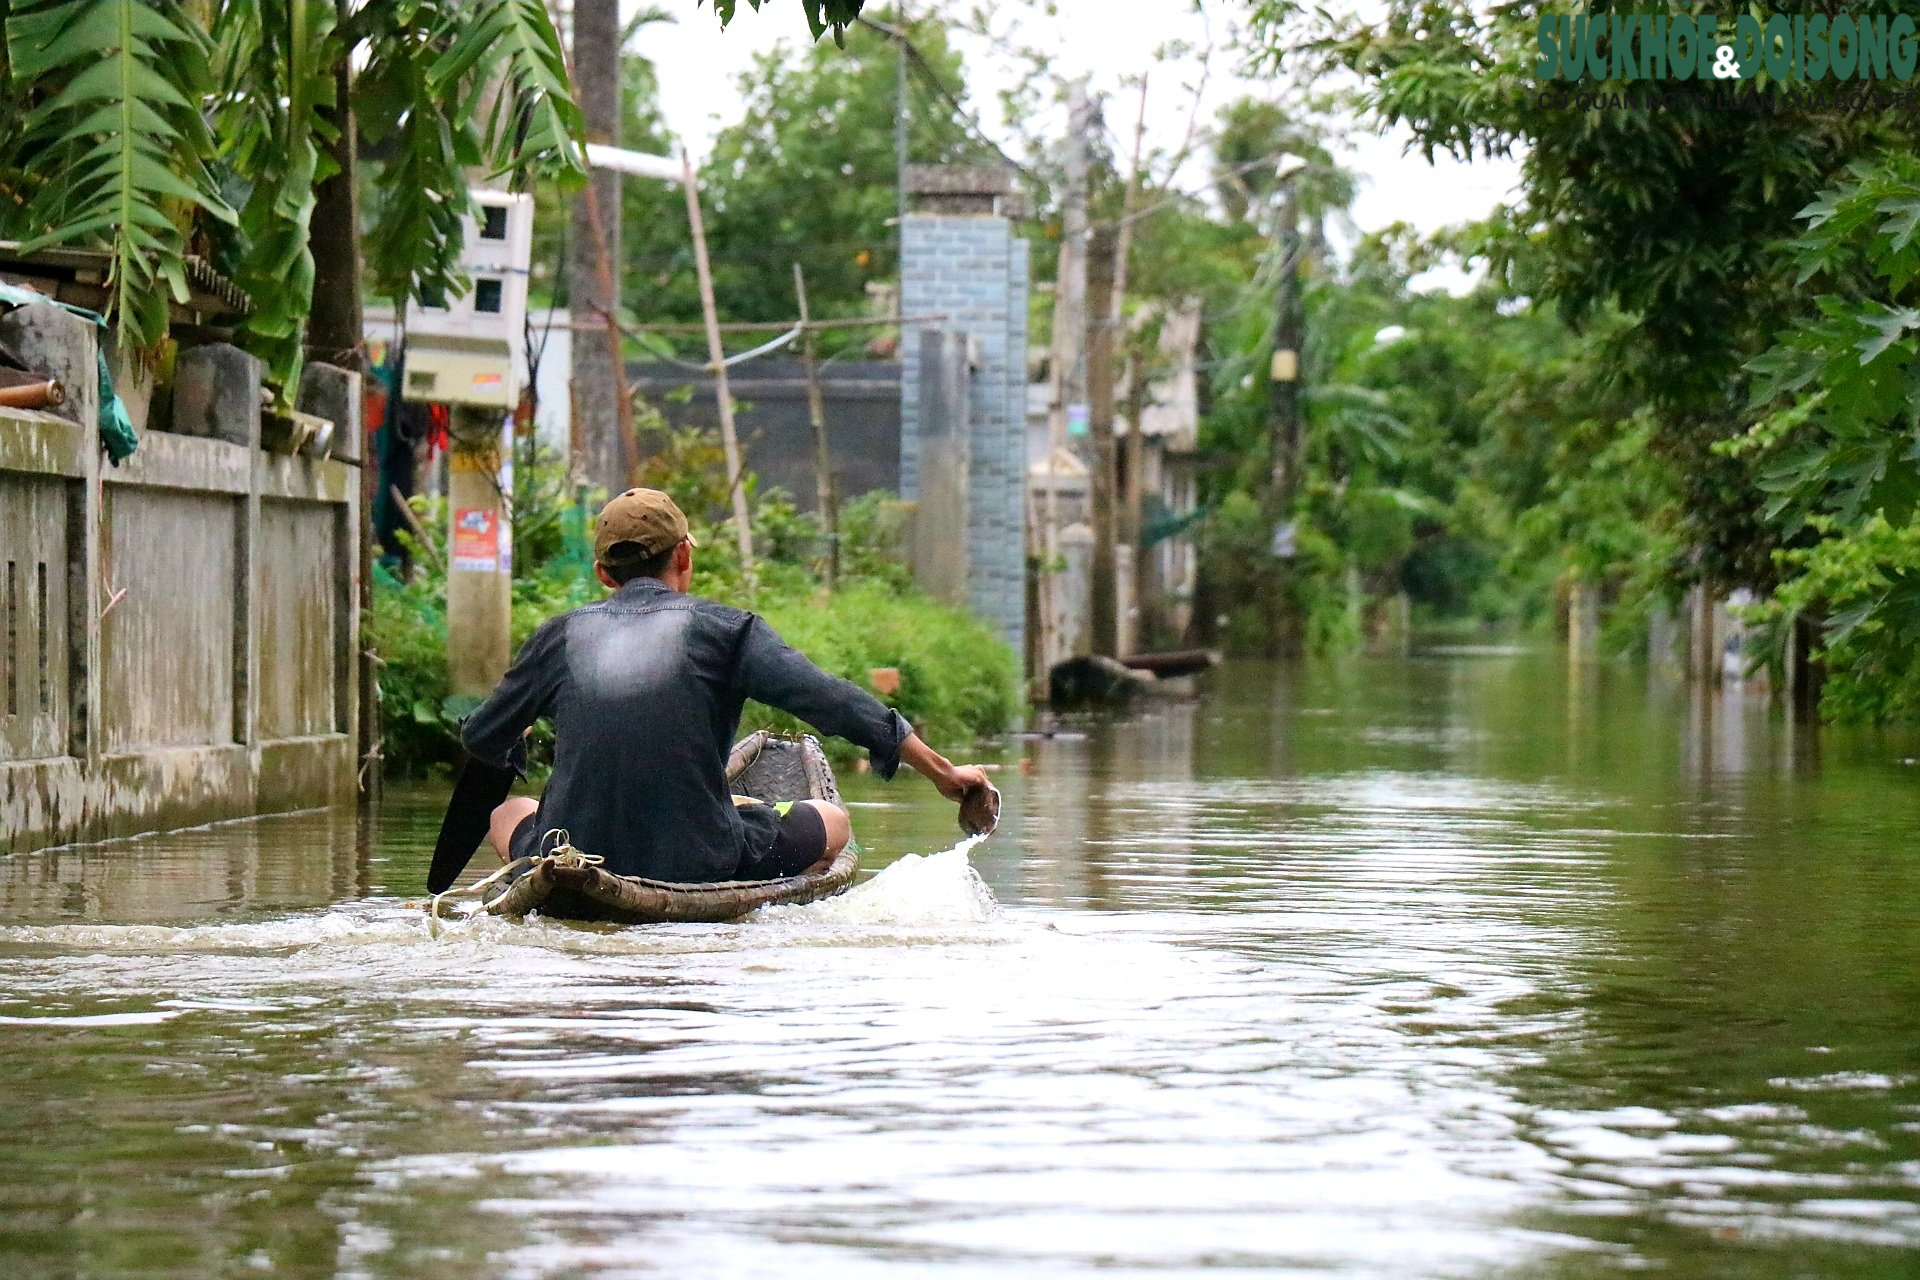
[1271,520,1298,559]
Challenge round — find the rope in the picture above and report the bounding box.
[427,829,603,921]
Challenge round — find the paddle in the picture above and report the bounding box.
[959,782,1001,838]
[426,752,519,893]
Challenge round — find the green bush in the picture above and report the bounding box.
[1745,516,1920,724]
[752,580,1022,757]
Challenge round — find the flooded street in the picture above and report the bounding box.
[3,652,1919,1278]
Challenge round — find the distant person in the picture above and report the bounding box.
[444,488,989,887]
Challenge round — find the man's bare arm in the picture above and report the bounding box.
[898,733,989,802]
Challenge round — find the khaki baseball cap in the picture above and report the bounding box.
[594,488,696,563]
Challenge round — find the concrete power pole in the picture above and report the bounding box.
[1040,78,1094,670]
[1048,77,1094,460]
[1087,224,1119,657]
[446,408,513,698]
[569,0,625,496]
[1268,184,1306,658]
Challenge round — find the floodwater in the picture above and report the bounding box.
[3,654,1919,1279]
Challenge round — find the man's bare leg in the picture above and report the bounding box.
[796,799,852,855]
[487,796,539,863]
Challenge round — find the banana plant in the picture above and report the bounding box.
[0,0,584,389]
[2,0,238,349]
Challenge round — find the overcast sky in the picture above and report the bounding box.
[638,1,1521,278]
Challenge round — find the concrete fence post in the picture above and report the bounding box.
[0,302,99,431]
[912,330,972,608]
[172,344,262,448]
[297,362,363,464]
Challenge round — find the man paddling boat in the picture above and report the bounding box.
[426,488,990,894]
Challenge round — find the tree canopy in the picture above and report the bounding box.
[1230,0,1920,713]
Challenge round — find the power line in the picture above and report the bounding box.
[854,15,1037,182]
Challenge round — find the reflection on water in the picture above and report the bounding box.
[2,653,1918,1278]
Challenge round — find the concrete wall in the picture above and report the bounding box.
[1,309,359,855]
[899,212,1029,655]
[627,359,903,512]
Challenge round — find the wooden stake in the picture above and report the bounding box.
[682,148,756,576]
[792,263,841,589]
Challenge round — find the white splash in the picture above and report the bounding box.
[769,836,999,927]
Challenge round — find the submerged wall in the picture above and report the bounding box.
[1,306,360,855]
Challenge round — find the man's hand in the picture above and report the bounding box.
[935,763,990,803]
[899,733,986,801]
[899,734,998,835]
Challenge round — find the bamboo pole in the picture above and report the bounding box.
[792,263,841,589]
[681,148,756,575]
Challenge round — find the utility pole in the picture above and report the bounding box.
[1268,182,1306,658]
[683,150,756,576]
[1087,225,1118,657]
[1111,76,1148,657]
[446,407,513,698]
[569,0,627,496]
[1048,77,1093,461]
[1040,77,1094,671]
[793,263,840,588]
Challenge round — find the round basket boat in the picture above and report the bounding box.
[470,732,856,925]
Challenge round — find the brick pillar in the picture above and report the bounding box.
[899,167,1029,658]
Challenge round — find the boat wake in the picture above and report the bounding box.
[0,837,1005,959]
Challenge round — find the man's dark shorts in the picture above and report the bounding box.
[508,800,829,882]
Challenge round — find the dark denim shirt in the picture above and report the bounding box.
[460,578,911,882]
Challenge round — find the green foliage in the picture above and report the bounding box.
[753,580,1021,755]
[351,0,583,312]
[1744,156,1920,533]
[211,0,337,388]
[1283,0,1920,595]
[696,12,992,329]
[1740,155,1920,718]
[1746,517,1920,723]
[555,9,991,337]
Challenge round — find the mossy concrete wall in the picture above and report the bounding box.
[1,307,359,855]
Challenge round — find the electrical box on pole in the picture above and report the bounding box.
[399,191,534,409]
[399,190,533,699]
